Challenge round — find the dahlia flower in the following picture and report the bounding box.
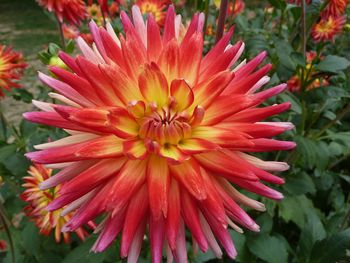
[21,163,95,243]
[322,0,347,18]
[228,0,245,16]
[0,45,27,97]
[214,0,245,16]
[136,0,170,26]
[24,6,295,262]
[87,3,105,26]
[37,0,86,25]
[62,23,80,40]
[311,15,346,42]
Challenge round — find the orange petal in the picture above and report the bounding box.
[138,63,169,108]
[169,159,207,200]
[108,108,140,138]
[159,144,189,164]
[170,79,194,111]
[75,135,124,159]
[158,39,180,83]
[178,138,218,154]
[147,155,170,219]
[127,100,146,119]
[193,70,234,109]
[179,32,203,87]
[166,178,181,250]
[123,139,148,160]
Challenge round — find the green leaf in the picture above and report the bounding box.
[284,172,316,195]
[248,235,288,263]
[291,52,306,67]
[298,212,326,262]
[22,223,40,259]
[279,195,320,228]
[278,92,301,114]
[0,144,17,162]
[3,152,30,177]
[317,55,350,73]
[309,228,350,263]
[48,43,61,55]
[267,0,287,9]
[65,39,75,53]
[62,237,117,263]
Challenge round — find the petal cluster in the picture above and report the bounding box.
[24,6,295,262]
[136,0,171,25]
[311,15,346,42]
[21,163,94,243]
[37,0,86,25]
[0,45,27,97]
[321,0,348,18]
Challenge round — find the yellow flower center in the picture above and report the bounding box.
[140,2,163,22]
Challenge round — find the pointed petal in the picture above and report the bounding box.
[181,189,208,252]
[166,178,181,250]
[139,63,169,108]
[147,155,170,219]
[169,159,207,200]
[26,135,123,164]
[121,185,148,257]
[123,139,148,160]
[170,79,194,111]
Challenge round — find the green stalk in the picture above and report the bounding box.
[55,14,66,49]
[203,0,210,39]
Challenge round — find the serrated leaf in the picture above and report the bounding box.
[22,223,40,259]
[278,92,301,114]
[279,195,320,228]
[309,228,350,263]
[299,212,326,262]
[62,237,117,263]
[248,235,288,263]
[291,52,306,67]
[284,172,316,195]
[48,43,61,55]
[317,55,350,73]
[0,144,17,162]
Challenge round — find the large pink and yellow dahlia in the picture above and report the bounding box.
[24,6,295,262]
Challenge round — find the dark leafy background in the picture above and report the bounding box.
[0,0,349,262]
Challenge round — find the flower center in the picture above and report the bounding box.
[139,108,192,147]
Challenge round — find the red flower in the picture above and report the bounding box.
[21,163,95,243]
[228,0,245,16]
[37,0,86,25]
[136,0,171,26]
[24,6,295,262]
[311,15,346,42]
[322,0,347,18]
[0,45,27,97]
[62,24,79,40]
[0,240,7,251]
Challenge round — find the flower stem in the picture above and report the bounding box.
[314,103,350,139]
[101,7,107,27]
[55,15,66,49]
[0,203,15,263]
[203,0,210,39]
[215,0,229,43]
[300,0,306,57]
